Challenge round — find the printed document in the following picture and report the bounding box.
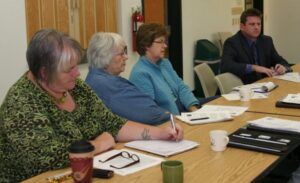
[222,91,268,101]
[178,111,233,125]
[125,140,199,157]
[94,149,164,176]
[280,94,300,104]
[274,72,300,83]
[200,105,248,116]
[233,82,277,92]
[248,117,300,133]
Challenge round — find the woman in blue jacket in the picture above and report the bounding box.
[129,23,202,115]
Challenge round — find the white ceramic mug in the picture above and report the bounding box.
[239,88,253,101]
[209,130,229,152]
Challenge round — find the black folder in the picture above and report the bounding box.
[276,100,300,109]
[228,128,300,155]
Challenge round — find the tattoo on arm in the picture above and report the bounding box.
[141,128,152,140]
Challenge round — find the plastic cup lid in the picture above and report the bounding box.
[68,140,95,153]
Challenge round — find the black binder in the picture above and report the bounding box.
[276,100,300,109]
[228,128,300,155]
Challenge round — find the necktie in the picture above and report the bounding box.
[251,42,258,65]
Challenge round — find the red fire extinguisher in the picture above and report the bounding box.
[132,7,144,51]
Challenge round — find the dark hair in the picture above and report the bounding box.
[240,8,262,24]
[136,23,168,55]
[26,29,82,83]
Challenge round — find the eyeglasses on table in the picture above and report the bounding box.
[99,151,140,169]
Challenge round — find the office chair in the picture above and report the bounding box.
[194,63,218,98]
[218,32,232,50]
[215,72,244,94]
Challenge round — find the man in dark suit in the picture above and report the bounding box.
[220,8,292,84]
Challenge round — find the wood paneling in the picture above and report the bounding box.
[55,0,69,34]
[25,0,117,49]
[25,0,41,41]
[104,0,117,31]
[143,0,166,25]
[40,0,55,28]
[95,0,105,32]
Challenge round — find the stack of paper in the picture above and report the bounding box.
[233,82,278,93]
[199,105,248,116]
[178,111,232,125]
[247,117,300,134]
[280,94,300,104]
[125,140,199,157]
[274,72,300,83]
[94,149,164,176]
[176,105,247,125]
[222,91,268,101]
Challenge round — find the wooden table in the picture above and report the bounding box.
[209,65,300,117]
[23,113,300,183]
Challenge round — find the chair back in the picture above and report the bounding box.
[218,32,232,50]
[194,63,218,98]
[215,72,243,94]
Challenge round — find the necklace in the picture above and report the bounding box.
[29,73,69,105]
[50,91,69,104]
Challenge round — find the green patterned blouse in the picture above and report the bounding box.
[0,73,126,182]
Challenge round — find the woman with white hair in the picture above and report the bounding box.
[85,32,171,125]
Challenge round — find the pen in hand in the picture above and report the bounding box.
[170,114,177,133]
[170,114,179,141]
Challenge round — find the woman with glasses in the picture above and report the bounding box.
[0,29,183,183]
[85,32,171,125]
[129,23,202,115]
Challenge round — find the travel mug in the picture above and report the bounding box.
[69,140,95,183]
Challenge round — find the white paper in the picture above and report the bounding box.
[233,82,277,92]
[179,111,233,125]
[281,94,300,104]
[94,149,164,176]
[274,72,300,83]
[233,82,268,91]
[222,92,268,101]
[200,105,248,116]
[248,117,300,133]
[124,140,199,157]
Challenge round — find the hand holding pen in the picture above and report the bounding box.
[168,114,184,141]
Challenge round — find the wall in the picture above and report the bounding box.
[116,0,141,79]
[182,0,244,88]
[264,0,300,64]
[0,0,27,104]
[79,0,141,80]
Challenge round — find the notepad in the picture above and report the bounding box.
[124,140,199,157]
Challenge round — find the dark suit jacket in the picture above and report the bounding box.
[220,31,290,84]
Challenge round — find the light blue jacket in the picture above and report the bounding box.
[129,56,199,115]
[85,68,170,125]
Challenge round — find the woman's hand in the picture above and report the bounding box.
[163,121,184,141]
[90,132,116,155]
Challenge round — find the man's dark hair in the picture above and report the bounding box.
[240,8,262,24]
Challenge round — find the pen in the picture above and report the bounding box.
[170,114,176,133]
[190,117,209,121]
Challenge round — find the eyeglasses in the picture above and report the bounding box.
[99,151,140,169]
[153,40,167,45]
[115,47,128,56]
